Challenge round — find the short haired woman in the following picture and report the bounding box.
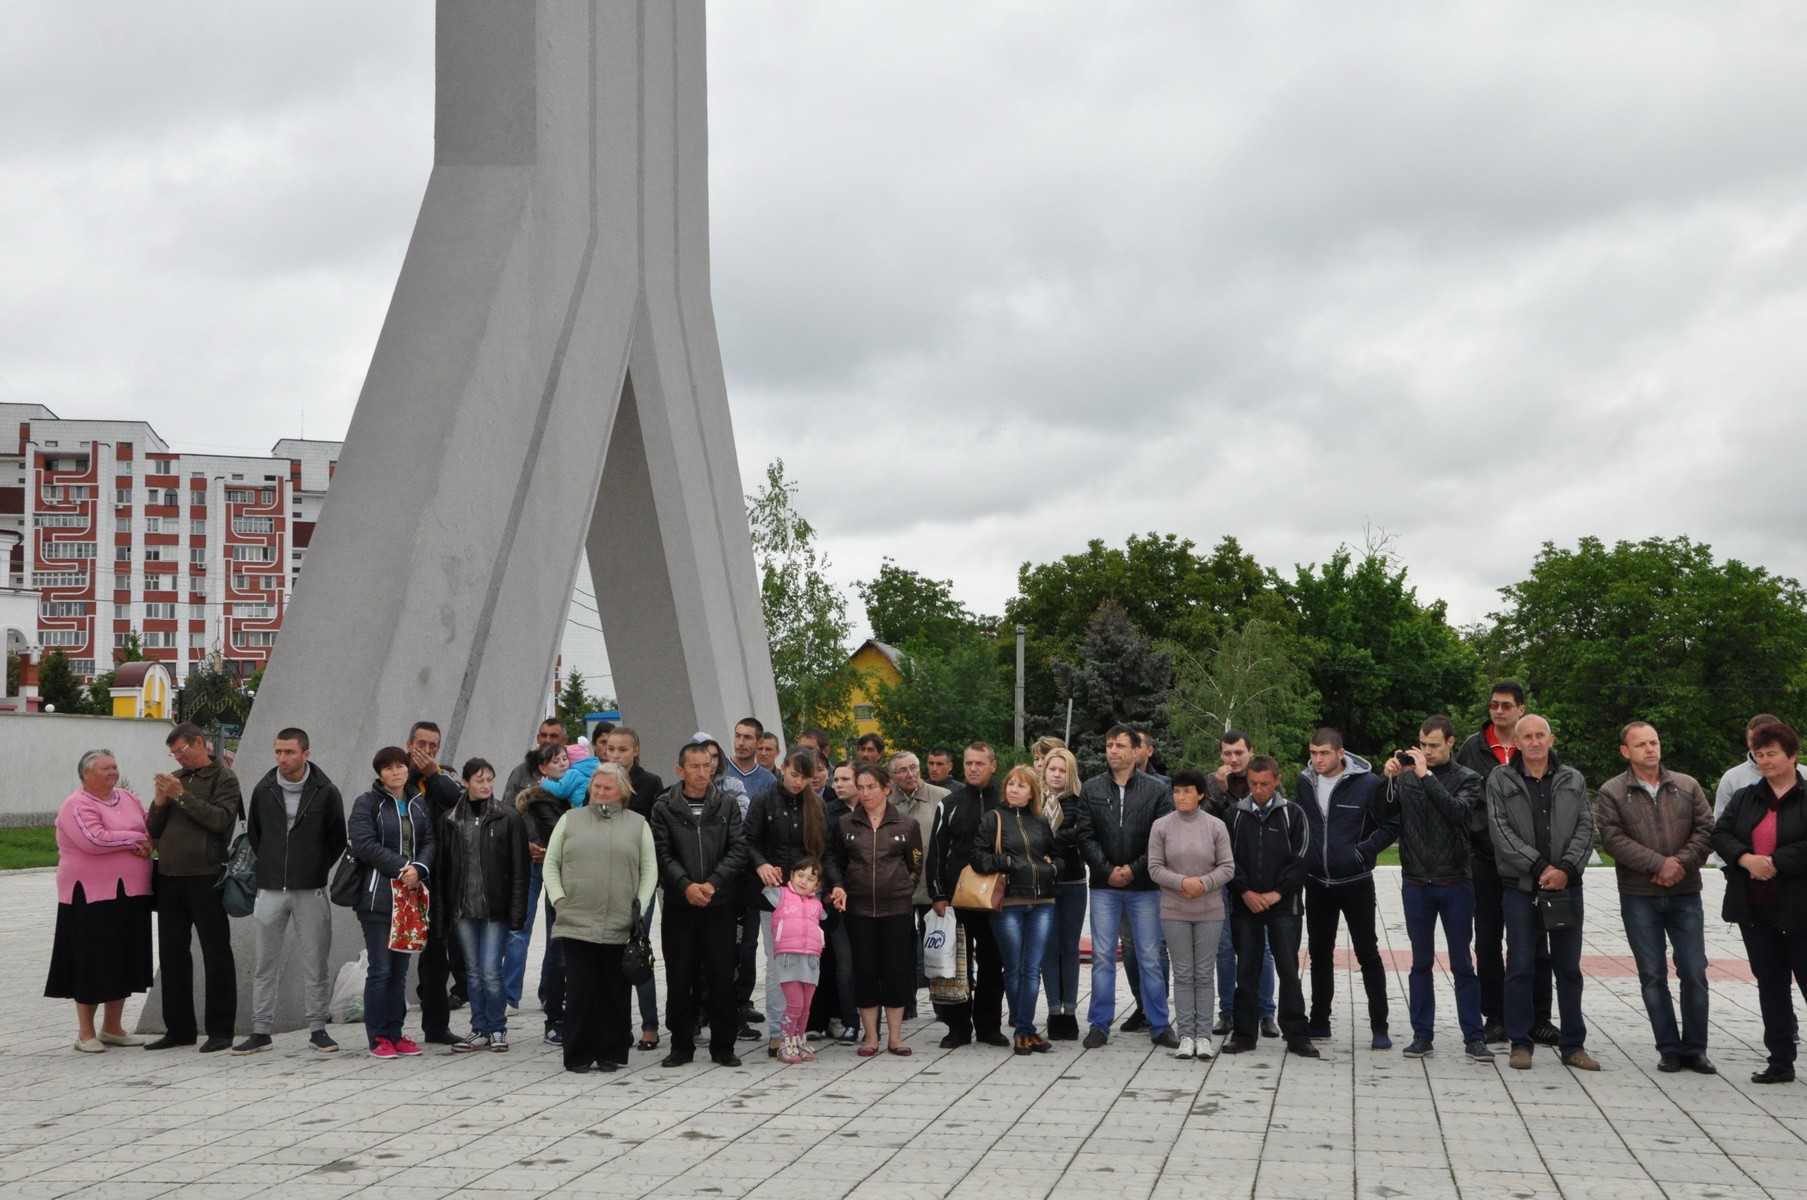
[45,750,155,1052]
[544,761,656,1073]
[347,745,438,1058]
[833,763,921,1055]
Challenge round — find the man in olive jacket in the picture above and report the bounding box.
[1593,721,1715,1074]
[650,743,750,1068]
[146,722,244,1052]
[1485,715,1597,1071]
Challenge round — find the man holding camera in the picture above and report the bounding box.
[1378,717,1491,1061]
[1485,714,1597,1071]
[1296,728,1395,1049]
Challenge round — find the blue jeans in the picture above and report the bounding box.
[993,903,1057,1037]
[1620,893,1708,1057]
[1087,888,1169,1035]
[455,918,510,1037]
[502,862,542,1008]
[1502,886,1586,1053]
[1041,880,1088,1016]
[358,915,412,1046]
[1217,916,1275,1018]
[1401,880,1483,1042]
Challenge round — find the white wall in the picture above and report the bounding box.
[0,711,174,825]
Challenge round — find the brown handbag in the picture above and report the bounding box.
[952,812,1007,913]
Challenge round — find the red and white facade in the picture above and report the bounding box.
[2,403,339,684]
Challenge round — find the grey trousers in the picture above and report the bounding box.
[1162,917,1223,1041]
[252,888,333,1033]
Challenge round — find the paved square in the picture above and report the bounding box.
[4,866,1804,1199]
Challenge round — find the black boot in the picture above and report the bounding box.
[1047,1014,1079,1041]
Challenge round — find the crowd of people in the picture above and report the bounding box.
[42,685,1807,1087]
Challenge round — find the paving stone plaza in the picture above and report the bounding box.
[5,865,1806,1200]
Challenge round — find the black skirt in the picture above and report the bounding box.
[44,879,155,1005]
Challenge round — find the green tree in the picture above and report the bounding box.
[555,670,615,742]
[856,559,986,652]
[748,459,855,741]
[870,630,1013,755]
[1484,536,1807,784]
[179,654,252,731]
[1284,548,1482,758]
[1165,618,1321,772]
[1044,601,1174,777]
[85,632,148,715]
[36,650,87,714]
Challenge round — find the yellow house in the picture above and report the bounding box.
[110,661,174,719]
[844,639,903,739]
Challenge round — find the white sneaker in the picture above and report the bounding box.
[1174,1036,1195,1060]
[1195,1036,1215,1060]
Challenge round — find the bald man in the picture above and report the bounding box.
[1484,715,1597,1072]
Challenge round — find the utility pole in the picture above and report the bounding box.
[1014,624,1026,749]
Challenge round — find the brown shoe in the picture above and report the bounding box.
[1509,1047,1533,1070]
[1562,1050,1600,1071]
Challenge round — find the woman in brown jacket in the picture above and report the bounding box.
[834,763,922,1056]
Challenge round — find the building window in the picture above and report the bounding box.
[40,630,85,646]
[41,601,90,618]
[191,519,206,536]
[231,545,276,562]
[114,603,129,619]
[143,547,164,562]
[190,548,206,564]
[234,604,274,620]
[119,460,133,476]
[31,514,85,528]
[146,603,177,619]
[46,542,97,560]
[143,516,161,534]
[113,573,131,591]
[190,632,207,648]
[162,489,177,506]
[237,631,277,648]
[142,631,176,649]
[30,571,88,588]
[67,659,94,676]
[232,516,275,534]
[115,488,132,504]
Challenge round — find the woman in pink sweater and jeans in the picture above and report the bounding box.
[1148,769,1236,1060]
[44,749,156,1053]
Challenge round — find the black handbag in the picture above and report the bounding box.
[622,899,655,986]
[1535,886,1577,931]
[327,848,365,908]
[215,832,258,918]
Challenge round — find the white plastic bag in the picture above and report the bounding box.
[922,908,957,979]
[329,950,368,1024]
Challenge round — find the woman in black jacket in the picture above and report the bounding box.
[1038,748,1087,1040]
[973,765,1062,1054]
[347,746,437,1058]
[745,747,845,1055]
[834,764,921,1056]
[439,758,531,1052]
[1713,720,1807,1084]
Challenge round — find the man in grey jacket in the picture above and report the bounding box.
[1486,714,1597,1071]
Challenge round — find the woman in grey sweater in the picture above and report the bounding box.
[1148,769,1236,1060]
[544,762,656,1074]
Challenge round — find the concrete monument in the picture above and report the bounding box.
[143,0,780,1035]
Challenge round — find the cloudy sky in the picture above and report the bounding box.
[6,3,1806,689]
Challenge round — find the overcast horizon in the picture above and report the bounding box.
[6,3,1807,695]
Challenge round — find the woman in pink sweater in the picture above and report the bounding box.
[1148,769,1236,1060]
[44,749,156,1053]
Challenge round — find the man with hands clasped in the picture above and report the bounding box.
[1221,757,1313,1057]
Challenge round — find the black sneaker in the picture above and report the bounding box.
[976,1031,1012,1048]
[309,1030,339,1053]
[1082,1026,1109,1050]
[711,1053,743,1068]
[143,1035,195,1051]
[231,1034,273,1056]
[1151,1027,1180,1050]
[1220,1037,1255,1055]
[424,1030,464,1047]
[543,1024,564,1046]
[736,1024,761,1042]
[1402,1037,1433,1058]
[1287,1040,1321,1059]
[1121,1010,1149,1033]
[1308,1024,1332,1042]
[198,1037,233,1054]
[1212,1015,1231,1037]
[938,1033,971,1049]
[739,1005,764,1024]
[1530,1020,1561,1047]
[1260,1017,1282,1039]
[1464,1040,1496,1063]
[1482,1019,1507,1044]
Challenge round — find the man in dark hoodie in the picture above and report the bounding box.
[1296,727,1396,1049]
[404,721,468,1044]
[1486,714,1598,1072]
[233,727,347,1055]
[927,742,1008,1048]
[1222,757,1313,1056]
[650,743,750,1068]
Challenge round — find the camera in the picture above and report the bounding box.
[1394,749,1416,765]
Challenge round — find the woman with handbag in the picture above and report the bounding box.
[543,760,656,1073]
[346,746,438,1059]
[972,765,1062,1055]
[833,763,922,1056]
[1038,748,1087,1040]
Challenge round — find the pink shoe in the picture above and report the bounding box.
[369,1038,399,1059]
[391,1037,423,1056]
[800,1045,816,1062]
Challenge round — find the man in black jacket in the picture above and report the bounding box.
[927,743,1008,1048]
[650,743,750,1067]
[1074,725,1178,1049]
[1295,728,1395,1048]
[1377,716,1491,1062]
[1456,679,1554,1045]
[404,721,468,1044]
[233,728,347,1056]
[1222,757,1313,1056]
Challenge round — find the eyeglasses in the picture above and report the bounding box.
[1488,701,1521,710]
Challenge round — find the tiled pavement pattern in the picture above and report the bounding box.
[4,866,1805,1200]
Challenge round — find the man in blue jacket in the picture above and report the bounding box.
[1296,728,1396,1049]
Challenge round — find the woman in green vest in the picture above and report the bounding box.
[544,760,656,1073]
